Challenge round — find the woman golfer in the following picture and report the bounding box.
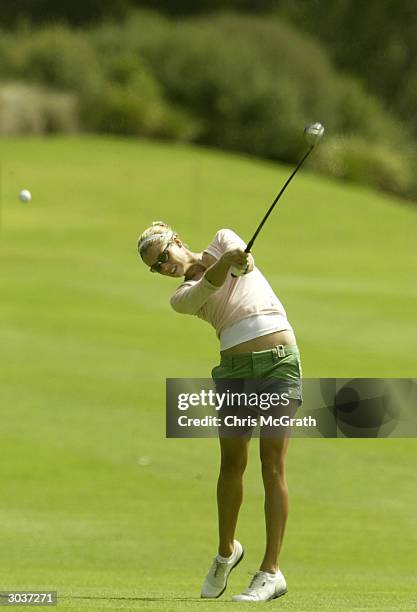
[138,221,302,602]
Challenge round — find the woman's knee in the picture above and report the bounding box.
[260,442,287,479]
[219,438,249,477]
[261,455,286,480]
[220,454,247,477]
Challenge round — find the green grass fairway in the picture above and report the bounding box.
[0,136,416,610]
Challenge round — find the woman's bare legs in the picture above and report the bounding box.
[217,436,251,557]
[259,435,290,573]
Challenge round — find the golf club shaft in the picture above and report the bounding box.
[244,145,313,253]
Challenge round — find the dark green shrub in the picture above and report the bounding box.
[336,76,406,148]
[88,15,202,139]
[130,12,410,165]
[87,76,164,136]
[311,136,416,197]
[1,22,197,140]
[9,26,100,92]
[131,12,339,160]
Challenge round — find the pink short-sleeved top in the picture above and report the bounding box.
[170,229,292,339]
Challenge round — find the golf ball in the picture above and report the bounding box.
[19,189,32,203]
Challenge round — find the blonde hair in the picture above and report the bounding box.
[137,221,176,259]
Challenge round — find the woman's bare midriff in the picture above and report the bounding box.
[220,329,297,356]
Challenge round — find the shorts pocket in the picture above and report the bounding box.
[270,353,302,380]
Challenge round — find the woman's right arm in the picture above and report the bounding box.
[204,249,249,286]
[170,248,249,315]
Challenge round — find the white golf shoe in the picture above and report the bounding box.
[232,569,287,602]
[201,540,244,599]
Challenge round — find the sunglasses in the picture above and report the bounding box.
[150,235,176,273]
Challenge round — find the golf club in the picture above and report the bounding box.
[248,122,324,251]
[232,122,324,276]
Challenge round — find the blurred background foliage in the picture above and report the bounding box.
[0,0,416,199]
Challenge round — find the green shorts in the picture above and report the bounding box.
[211,345,303,437]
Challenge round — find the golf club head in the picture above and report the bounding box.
[304,122,325,147]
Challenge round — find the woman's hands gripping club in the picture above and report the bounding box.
[204,248,250,286]
[222,248,250,277]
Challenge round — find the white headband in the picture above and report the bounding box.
[137,231,174,256]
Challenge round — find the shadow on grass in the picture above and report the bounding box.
[60,595,230,602]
